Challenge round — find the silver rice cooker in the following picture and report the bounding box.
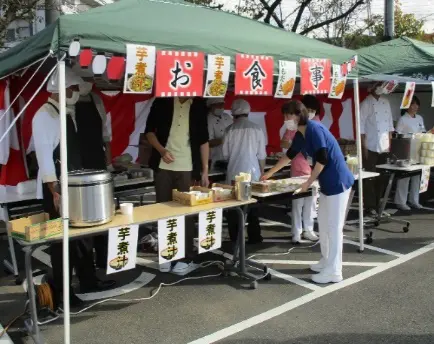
[68,170,115,227]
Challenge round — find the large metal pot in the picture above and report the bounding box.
[68,170,115,227]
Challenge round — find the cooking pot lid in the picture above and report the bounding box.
[68,169,112,185]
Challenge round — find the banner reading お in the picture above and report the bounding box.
[155,51,204,97]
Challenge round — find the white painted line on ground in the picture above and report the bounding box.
[259,218,291,229]
[262,239,291,243]
[32,245,51,267]
[188,243,434,344]
[256,260,384,267]
[343,238,403,257]
[0,324,13,344]
[77,272,155,301]
[267,268,321,291]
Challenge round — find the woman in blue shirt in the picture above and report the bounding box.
[262,101,354,284]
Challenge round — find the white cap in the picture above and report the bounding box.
[231,99,250,115]
[206,98,225,107]
[47,66,84,93]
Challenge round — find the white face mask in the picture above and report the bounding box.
[308,112,316,120]
[213,108,224,117]
[66,91,80,105]
[284,119,298,131]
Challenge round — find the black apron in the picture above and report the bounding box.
[75,96,107,170]
[39,102,97,296]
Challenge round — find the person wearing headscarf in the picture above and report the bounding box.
[32,66,115,308]
[206,98,232,170]
[223,99,266,244]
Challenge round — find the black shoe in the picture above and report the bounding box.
[247,236,263,245]
[80,279,116,293]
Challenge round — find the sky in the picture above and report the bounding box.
[216,0,434,34]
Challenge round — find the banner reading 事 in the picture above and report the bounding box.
[400,82,416,109]
[158,216,185,264]
[300,58,331,95]
[106,225,139,274]
[123,45,156,94]
[155,51,204,97]
[235,54,273,96]
[198,208,223,254]
[204,55,230,98]
[329,64,347,99]
[275,61,296,99]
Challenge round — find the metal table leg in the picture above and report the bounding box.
[23,246,44,344]
[231,206,270,289]
[2,205,21,284]
[377,172,411,232]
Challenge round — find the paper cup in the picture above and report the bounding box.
[120,203,133,215]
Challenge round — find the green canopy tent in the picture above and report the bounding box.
[0,0,356,78]
[357,37,434,84]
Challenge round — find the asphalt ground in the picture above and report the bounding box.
[0,196,433,344]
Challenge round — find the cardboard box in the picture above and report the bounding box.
[8,213,62,242]
[251,181,276,193]
[211,183,235,202]
[172,187,213,206]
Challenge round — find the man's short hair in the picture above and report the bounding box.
[301,95,320,114]
[281,101,309,126]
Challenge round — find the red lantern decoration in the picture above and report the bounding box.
[79,48,93,68]
[107,55,125,81]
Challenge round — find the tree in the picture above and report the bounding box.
[372,0,424,40]
[186,0,366,36]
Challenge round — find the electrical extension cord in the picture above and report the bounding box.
[55,260,225,316]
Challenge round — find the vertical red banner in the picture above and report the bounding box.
[155,51,204,97]
[235,54,274,96]
[300,58,331,95]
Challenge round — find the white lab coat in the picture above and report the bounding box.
[394,113,425,206]
[222,117,267,184]
[32,100,75,199]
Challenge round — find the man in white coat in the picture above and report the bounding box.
[32,67,114,308]
[223,99,266,244]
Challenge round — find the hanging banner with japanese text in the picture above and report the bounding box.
[204,55,230,98]
[123,44,156,94]
[328,64,347,99]
[198,208,223,254]
[106,224,139,274]
[420,166,430,193]
[155,50,204,97]
[235,54,273,96]
[380,80,399,95]
[300,58,331,95]
[275,60,296,99]
[158,216,185,264]
[400,82,416,109]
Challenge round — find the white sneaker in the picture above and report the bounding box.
[292,235,301,244]
[172,262,199,276]
[303,231,319,241]
[396,204,411,211]
[159,262,172,273]
[310,259,325,273]
[311,272,343,284]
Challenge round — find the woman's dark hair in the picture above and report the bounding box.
[400,95,420,116]
[301,95,320,114]
[281,101,309,125]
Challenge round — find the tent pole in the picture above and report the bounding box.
[58,60,71,344]
[353,77,365,251]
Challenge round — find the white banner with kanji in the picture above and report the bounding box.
[106,224,139,274]
[204,55,230,98]
[420,166,430,193]
[198,208,223,254]
[158,216,185,264]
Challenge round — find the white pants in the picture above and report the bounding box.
[394,175,420,206]
[291,196,315,237]
[318,188,351,275]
